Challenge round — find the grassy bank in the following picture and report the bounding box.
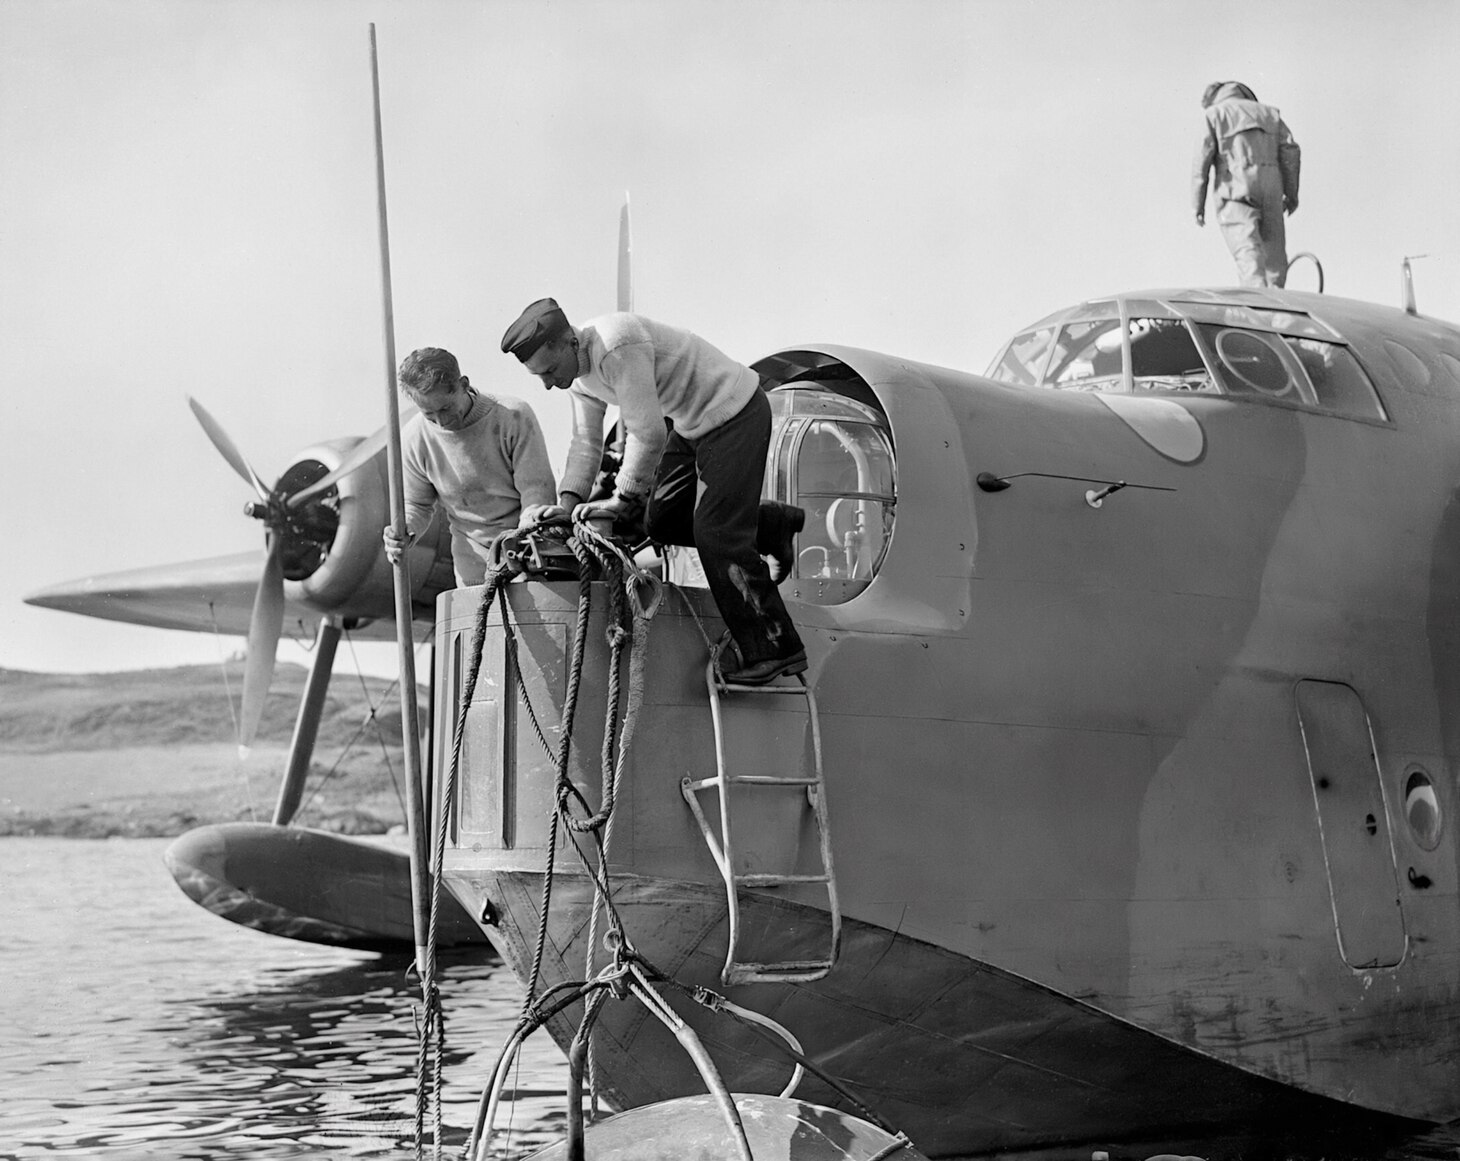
[0,663,414,838]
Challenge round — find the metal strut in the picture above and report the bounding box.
[681,656,841,986]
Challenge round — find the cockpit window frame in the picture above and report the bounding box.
[992,299,1391,426]
[1168,301,1343,342]
[1188,322,1390,423]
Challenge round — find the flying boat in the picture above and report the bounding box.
[28,255,1460,1152]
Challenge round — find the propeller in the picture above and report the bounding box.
[188,391,376,753]
[187,396,287,754]
[239,537,285,756]
[283,406,412,510]
[188,396,413,752]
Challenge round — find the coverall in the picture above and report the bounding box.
[1192,83,1302,288]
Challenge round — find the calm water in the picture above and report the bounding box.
[0,838,567,1159]
[5,839,1460,1161]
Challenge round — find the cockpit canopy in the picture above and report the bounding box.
[987,296,1388,422]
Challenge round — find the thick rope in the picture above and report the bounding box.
[581,548,659,1106]
[415,561,513,1161]
[520,547,595,1017]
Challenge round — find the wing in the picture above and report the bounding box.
[23,552,399,641]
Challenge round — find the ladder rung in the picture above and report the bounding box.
[734,872,830,887]
[727,775,818,786]
[729,960,834,979]
[717,681,810,695]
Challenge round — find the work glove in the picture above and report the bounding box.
[573,491,646,526]
[517,503,570,530]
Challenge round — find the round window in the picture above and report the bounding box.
[1216,330,1292,395]
[1404,768,1442,851]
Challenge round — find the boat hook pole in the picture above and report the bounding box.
[368,23,432,980]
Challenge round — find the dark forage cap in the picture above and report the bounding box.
[501,298,570,361]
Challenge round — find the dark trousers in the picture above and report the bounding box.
[645,389,804,665]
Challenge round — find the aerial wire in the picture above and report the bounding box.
[207,601,257,820]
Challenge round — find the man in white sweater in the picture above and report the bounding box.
[382,347,556,586]
[501,299,805,685]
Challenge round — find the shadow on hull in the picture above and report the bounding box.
[166,821,492,954]
[454,869,1420,1160]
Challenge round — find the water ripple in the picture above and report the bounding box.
[0,838,566,1158]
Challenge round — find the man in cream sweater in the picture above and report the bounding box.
[501,299,805,685]
[383,346,556,586]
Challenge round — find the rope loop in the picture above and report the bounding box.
[626,569,664,621]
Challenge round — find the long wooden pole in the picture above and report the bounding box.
[369,23,432,978]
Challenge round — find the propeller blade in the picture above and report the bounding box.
[284,406,415,510]
[188,396,271,503]
[237,537,285,755]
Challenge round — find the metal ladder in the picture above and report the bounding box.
[680,657,841,986]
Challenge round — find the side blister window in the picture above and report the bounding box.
[767,388,896,598]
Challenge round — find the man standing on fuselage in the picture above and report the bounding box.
[501,299,805,685]
[1193,80,1302,288]
[383,346,556,586]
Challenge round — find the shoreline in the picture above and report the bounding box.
[0,665,411,839]
[0,744,406,840]
[0,803,401,839]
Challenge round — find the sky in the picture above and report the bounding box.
[3,0,1459,684]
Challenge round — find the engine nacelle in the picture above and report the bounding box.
[276,438,455,624]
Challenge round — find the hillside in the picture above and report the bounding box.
[0,663,423,838]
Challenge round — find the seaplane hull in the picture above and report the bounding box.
[455,867,1417,1158]
[439,291,1460,1156]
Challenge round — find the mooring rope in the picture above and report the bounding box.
[414,559,514,1161]
[406,520,623,1156]
[580,543,661,1107]
[454,521,664,1159]
[518,539,594,1020]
